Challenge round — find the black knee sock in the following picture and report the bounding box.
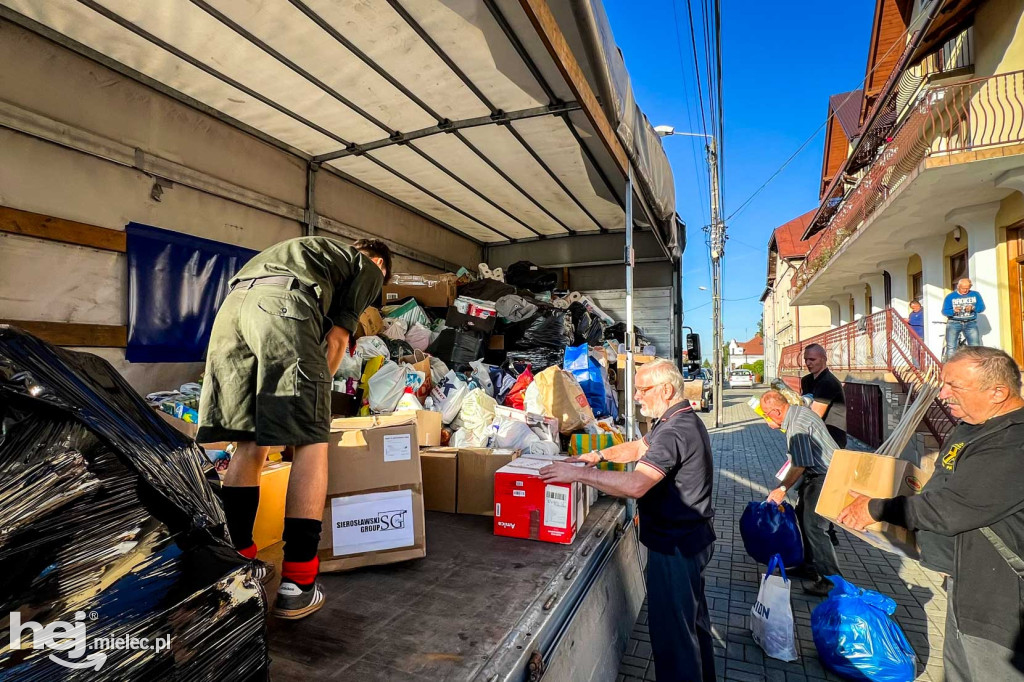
[221,486,260,551]
[282,518,323,591]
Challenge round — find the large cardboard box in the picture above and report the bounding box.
[334,411,440,447]
[493,458,585,544]
[456,447,519,516]
[156,408,198,439]
[420,449,457,513]
[253,461,291,549]
[318,415,426,572]
[816,450,932,558]
[382,274,458,308]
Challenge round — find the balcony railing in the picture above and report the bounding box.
[778,309,957,446]
[792,69,1024,298]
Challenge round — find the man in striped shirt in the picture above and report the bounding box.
[759,390,843,596]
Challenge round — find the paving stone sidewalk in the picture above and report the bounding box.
[618,389,947,682]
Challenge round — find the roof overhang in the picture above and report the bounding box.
[0,0,679,258]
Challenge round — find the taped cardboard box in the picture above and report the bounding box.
[815,449,932,559]
[421,449,457,513]
[318,415,425,572]
[382,274,458,308]
[335,411,441,447]
[455,447,519,516]
[493,457,585,545]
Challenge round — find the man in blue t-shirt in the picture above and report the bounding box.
[942,278,985,360]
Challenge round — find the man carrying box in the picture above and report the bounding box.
[759,390,843,597]
[197,237,391,620]
[539,359,716,682]
[839,347,1024,681]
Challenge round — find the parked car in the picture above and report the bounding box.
[697,368,714,412]
[728,369,756,389]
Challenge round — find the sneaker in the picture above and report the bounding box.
[786,564,821,581]
[803,577,834,597]
[249,558,275,586]
[272,581,325,620]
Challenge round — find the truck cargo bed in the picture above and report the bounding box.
[263,498,641,681]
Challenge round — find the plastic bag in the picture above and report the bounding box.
[382,299,431,327]
[367,361,405,413]
[516,310,573,348]
[531,366,596,434]
[505,347,565,372]
[386,337,415,363]
[381,317,409,340]
[740,501,804,567]
[451,427,487,448]
[459,389,497,443]
[751,555,799,662]
[563,344,608,417]
[490,418,540,450]
[504,365,534,410]
[469,360,495,397]
[405,323,433,351]
[812,576,917,681]
[490,365,518,404]
[505,260,559,292]
[355,335,391,360]
[402,350,434,401]
[430,371,470,425]
[429,355,449,386]
[336,348,363,382]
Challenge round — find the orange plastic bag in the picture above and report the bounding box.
[503,365,534,410]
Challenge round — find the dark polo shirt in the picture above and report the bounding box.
[637,401,716,555]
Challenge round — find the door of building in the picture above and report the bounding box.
[1009,226,1024,367]
[844,382,884,448]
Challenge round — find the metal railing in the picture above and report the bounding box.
[792,69,1024,297]
[778,309,957,446]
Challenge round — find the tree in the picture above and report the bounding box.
[702,359,711,369]
[756,317,764,337]
[722,343,730,368]
[741,360,765,383]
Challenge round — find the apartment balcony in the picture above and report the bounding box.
[791,69,1024,305]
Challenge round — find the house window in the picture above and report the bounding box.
[911,272,923,301]
[950,249,968,287]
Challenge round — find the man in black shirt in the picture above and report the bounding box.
[540,359,716,681]
[839,347,1024,681]
[800,343,848,447]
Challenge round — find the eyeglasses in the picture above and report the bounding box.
[635,384,663,395]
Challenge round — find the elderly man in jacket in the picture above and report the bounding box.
[839,346,1024,681]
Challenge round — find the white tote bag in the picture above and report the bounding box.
[750,554,798,662]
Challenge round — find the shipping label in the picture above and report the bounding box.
[544,484,570,529]
[331,489,415,556]
[383,434,412,462]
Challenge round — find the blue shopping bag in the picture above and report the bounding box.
[563,344,609,417]
[739,500,804,567]
[812,576,917,681]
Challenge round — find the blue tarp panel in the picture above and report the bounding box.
[126,223,258,363]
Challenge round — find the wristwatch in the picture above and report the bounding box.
[778,485,788,493]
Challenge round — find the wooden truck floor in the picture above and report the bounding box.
[262,498,640,681]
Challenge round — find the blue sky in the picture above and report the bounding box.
[603,0,874,346]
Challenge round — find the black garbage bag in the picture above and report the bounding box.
[506,347,565,373]
[515,309,573,349]
[568,302,606,346]
[0,326,268,680]
[385,337,415,363]
[505,261,559,293]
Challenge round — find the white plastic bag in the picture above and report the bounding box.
[750,554,798,662]
[430,371,470,425]
[355,336,390,360]
[490,418,540,450]
[381,317,409,340]
[469,360,495,397]
[460,389,497,442]
[428,356,449,386]
[523,381,543,415]
[405,323,433,351]
[367,361,405,413]
[451,427,487,448]
[336,349,363,381]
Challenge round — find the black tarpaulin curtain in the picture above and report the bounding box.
[126,222,257,363]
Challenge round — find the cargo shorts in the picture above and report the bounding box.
[197,283,331,446]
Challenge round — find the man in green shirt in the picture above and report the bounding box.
[198,237,391,620]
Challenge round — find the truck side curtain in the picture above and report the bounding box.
[126,223,257,363]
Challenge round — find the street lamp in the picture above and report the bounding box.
[659,123,726,428]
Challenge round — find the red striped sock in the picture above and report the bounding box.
[237,543,258,560]
[281,557,319,587]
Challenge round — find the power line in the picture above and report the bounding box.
[670,0,711,228]
[684,0,710,141]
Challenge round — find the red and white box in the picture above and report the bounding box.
[493,457,585,544]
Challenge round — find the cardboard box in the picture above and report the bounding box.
[420,449,458,513]
[156,408,198,439]
[445,308,497,334]
[318,415,425,571]
[816,449,932,558]
[616,354,657,369]
[488,335,505,350]
[456,447,519,516]
[396,409,442,447]
[253,461,291,549]
[356,307,383,338]
[382,274,458,308]
[493,457,585,544]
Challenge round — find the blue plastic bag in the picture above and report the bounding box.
[563,344,609,417]
[740,501,804,567]
[812,576,917,681]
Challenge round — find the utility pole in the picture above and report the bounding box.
[707,139,725,429]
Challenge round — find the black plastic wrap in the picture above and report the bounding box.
[0,326,268,680]
[568,303,606,347]
[506,348,565,373]
[505,261,559,293]
[514,310,573,349]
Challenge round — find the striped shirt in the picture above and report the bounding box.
[781,405,839,475]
